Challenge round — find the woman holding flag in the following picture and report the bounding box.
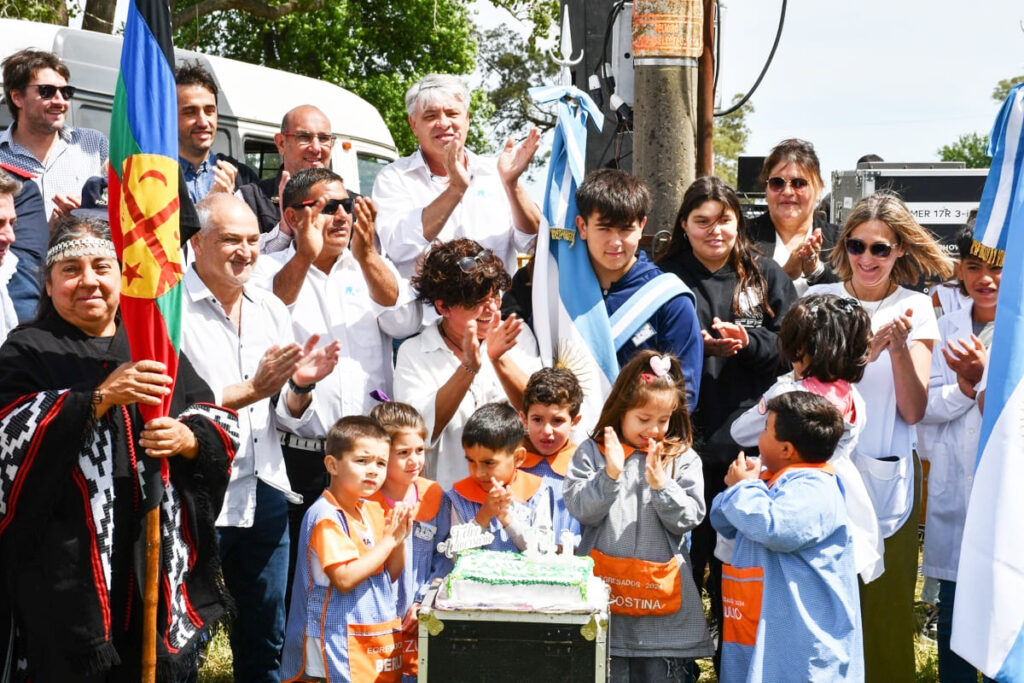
[0,216,238,681]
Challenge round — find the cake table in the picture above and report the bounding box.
[417,583,609,682]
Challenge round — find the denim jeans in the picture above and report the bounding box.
[218,480,290,683]
[937,579,995,683]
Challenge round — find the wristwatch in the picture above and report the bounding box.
[288,378,315,395]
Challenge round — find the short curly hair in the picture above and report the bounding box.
[523,367,584,417]
[412,238,511,310]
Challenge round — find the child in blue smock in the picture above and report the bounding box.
[519,367,583,487]
[729,293,883,583]
[711,391,863,683]
[434,402,575,574]
[282,416,413,682]
[368,402,445,682]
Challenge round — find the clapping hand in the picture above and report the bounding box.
[443,139,471,192]
[349,196,379,263]
[725,452,759,486]
[497,128,541,186]
[385,503,413,544]
[251,343,304,398]
[477,478,513,528]
[209,160,239,195]
[291,334,341,388]
[870,308,913,361]
[644,439,667,490]
[943,334,986,398]
[485,313,523,363]
[702,317,748,357]
[603,426,626,480]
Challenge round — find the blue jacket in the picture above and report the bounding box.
[711,466,863,682]
[603,251,702,409]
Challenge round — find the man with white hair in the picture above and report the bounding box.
[372,73,542,278]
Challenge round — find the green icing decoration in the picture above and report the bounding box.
[447,549,595,597]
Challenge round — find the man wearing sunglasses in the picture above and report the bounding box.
[250,167,421,598]
[0,49,107,226]
[373,73,542,280]
[237,104,336,243]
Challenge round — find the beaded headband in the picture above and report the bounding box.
[45,237,118,267]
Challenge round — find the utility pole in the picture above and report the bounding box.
[697,0,715,177]
[631,1,703,239]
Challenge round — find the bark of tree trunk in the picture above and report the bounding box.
[82,0,117,33]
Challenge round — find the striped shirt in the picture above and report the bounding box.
[0,123,108,219]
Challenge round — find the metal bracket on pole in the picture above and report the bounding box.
[549,5,583,86]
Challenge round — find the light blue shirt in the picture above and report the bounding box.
[0,123,107,219]
[711,468,864,683]
[180,152,228,203]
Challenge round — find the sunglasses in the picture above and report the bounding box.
[29,84,76,100]
[766,176,810,191]
[458,250,494,273]
[289,195,358,217]
[845,237,895,258]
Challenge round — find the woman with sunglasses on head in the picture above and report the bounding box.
[658,176,796,672]
[747,139,841,295]
[394,238,541,489]
[806,191,954,683]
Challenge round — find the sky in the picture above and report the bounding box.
[474,0,1023,193]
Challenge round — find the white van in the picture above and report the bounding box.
[0,18,398,194]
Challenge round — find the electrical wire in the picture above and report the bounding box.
[714,0,787,117]
[598,0,627,96]
[712,0,721,93]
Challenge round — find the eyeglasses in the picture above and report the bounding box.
[281,130,335,148]
[28,84,76,100]
[845,237,895,258]
[766,176,810,191]
[458,250,494,273]
[289,194,357,216]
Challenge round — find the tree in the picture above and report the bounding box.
[938,132,990,169]
[993,74,1024,103]
[169,0,482,156]
[0,0,73,24]
[936,73,1022,168]
[477,25,559,144]
[713,94,754,186]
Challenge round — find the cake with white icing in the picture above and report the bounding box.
[438,549,608,611]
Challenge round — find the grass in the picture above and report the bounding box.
[198,550,942,682]
[197,627,233,683]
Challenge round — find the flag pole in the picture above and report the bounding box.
[107,0,185,677]
[142,508,161,682]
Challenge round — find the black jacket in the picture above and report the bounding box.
[237,174,283,234]
[747,211,841,286]
[659,247,796,467]
[0,317,236,681]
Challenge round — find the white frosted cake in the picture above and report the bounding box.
[437,549,608,612]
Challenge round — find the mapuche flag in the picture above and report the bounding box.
[107,0,183,429]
